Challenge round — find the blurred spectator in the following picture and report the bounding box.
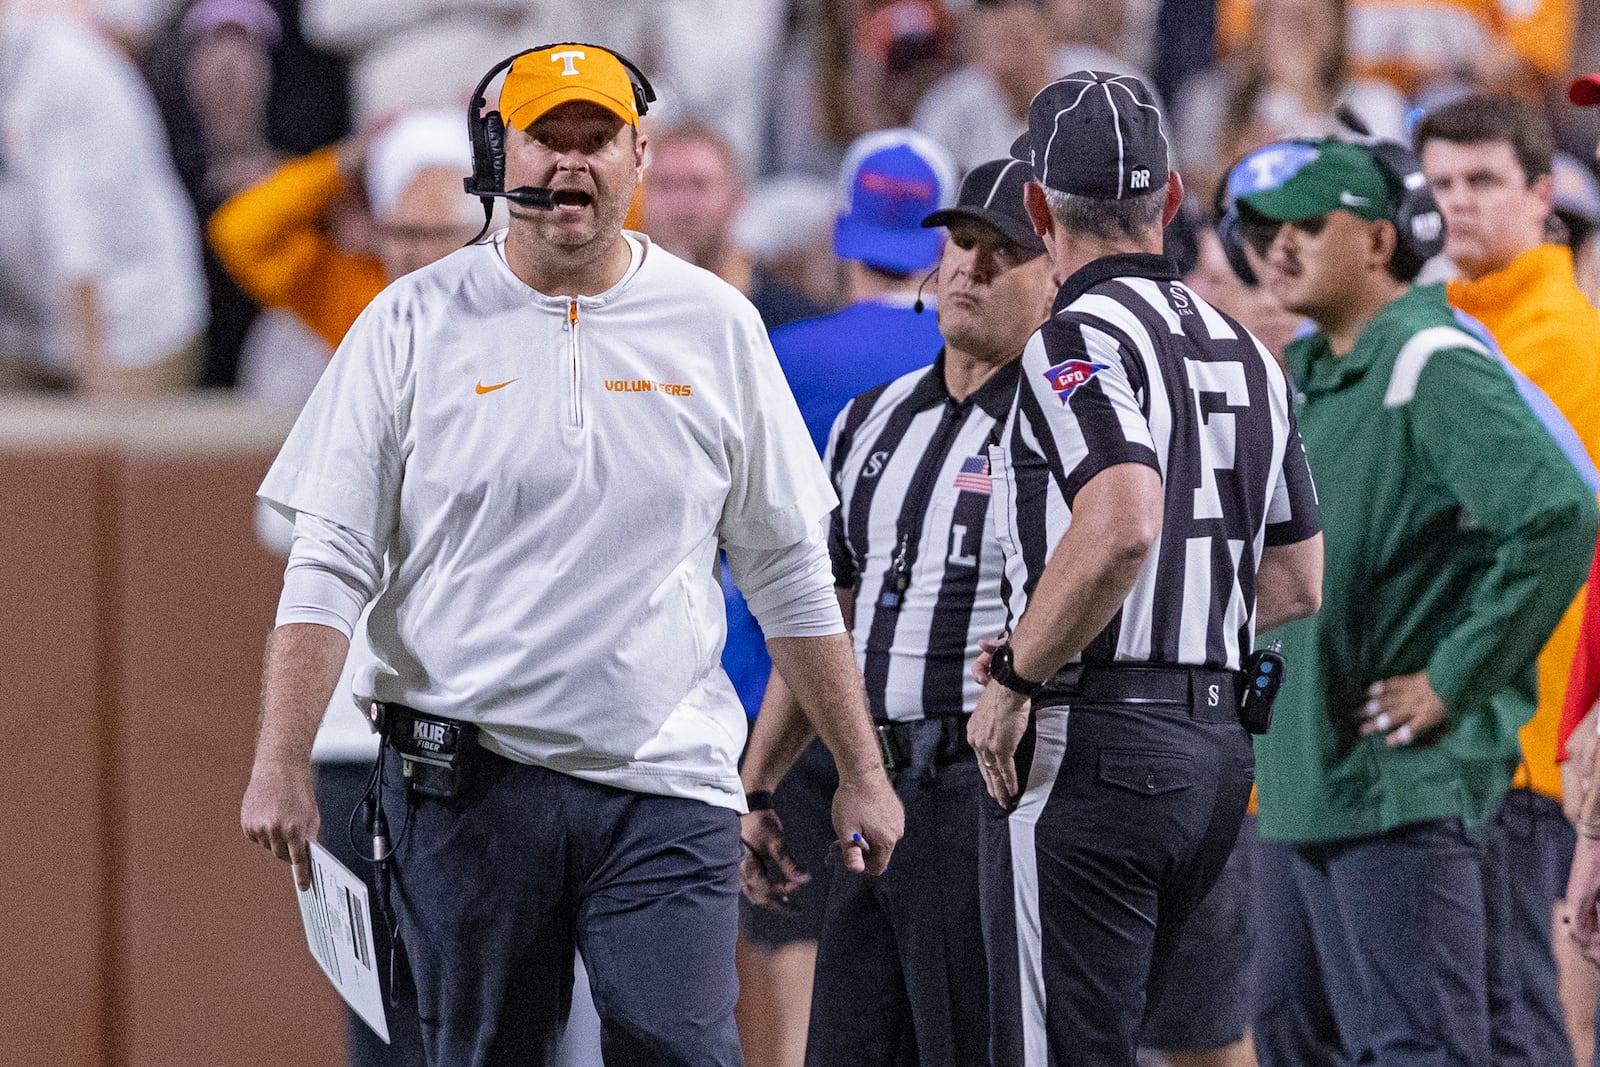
[1550,150,1600,306]
[0,12,207,398]
[143,0,286,389]
[818,0,956,155]
[1149,0,1215,109]
[774,128,956,446]
[731,127,954,1067]
[1048,0,1155,88]
[1417,91,1600,1067]
[914,0,1052,174]
[642,119,818,329]
[208,109,481,402]
[299,0,544,122]
[611,2,790,175]
[1178,0,1407,200]
[1218,0,1577,101]
[734,174,847,310]
[764,0,846,178]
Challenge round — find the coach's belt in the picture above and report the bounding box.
[873,716,971,774]
[1037,664,1239,724]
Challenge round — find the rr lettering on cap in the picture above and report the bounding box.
[550,49,585,76]
[1131,168,1150,190]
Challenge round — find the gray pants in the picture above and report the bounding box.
[381,747,744,1067]
[1254,819,1490,1067]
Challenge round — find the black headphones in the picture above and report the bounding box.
[1215,136,1446,285]
[462,43,657,242]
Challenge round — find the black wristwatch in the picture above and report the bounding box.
[990,644,1044,698]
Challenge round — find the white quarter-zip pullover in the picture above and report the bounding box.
[261,231,840,808]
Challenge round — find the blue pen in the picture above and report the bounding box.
[852,832,871,854]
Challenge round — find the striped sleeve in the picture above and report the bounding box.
[1265,375,1320,545]
[1027,314,1160,506]
[823,400,858,588]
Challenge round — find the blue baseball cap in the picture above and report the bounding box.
[833,129,958,273]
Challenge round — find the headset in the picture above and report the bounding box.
[1215,134,1446,285]
[462,43,657,243]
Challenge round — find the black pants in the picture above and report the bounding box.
[980,698,1255,1067]
[381,747,744,1067]
[806,719,987,1067]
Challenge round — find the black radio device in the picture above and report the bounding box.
[1238,641,1286,735]
[368,702,481,800]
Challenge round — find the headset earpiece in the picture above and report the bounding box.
[1361,139,1446,282]
[483,111,507,194]
[1214,204,1258,287]
[1211,174,1258,286]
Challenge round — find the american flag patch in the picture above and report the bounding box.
[953,455,991,495]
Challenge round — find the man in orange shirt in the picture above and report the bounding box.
[1418,91,1600,1067]
[208,108,481,353]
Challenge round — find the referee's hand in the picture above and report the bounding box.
[241,758,321,891]
[970,682,1032,809]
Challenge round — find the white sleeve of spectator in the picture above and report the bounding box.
[725,523,844,639]
[275,512,385,637]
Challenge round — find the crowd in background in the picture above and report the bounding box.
[0,0,1598,403]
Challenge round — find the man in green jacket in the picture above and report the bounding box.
[1235,138,1600,1067]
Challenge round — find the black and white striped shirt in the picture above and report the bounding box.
[827,355,1016,722]
[990,253,1320,672]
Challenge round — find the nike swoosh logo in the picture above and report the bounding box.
[475,379,518,395]
[1339,191,1369,207]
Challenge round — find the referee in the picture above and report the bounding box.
[967,71,1325,1066]
[740,158,1056,1066]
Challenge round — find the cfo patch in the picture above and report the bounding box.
[1043,358,1110,404]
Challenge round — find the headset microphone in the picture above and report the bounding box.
[912,267,939,314]
[463,43,656,246]
[461,182,556,210]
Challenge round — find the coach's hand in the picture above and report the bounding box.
[739,809,810,911]
[1358,671,1446,747]
[970,682,1031,809]
[832,771,903,877]
[241,758,321,891]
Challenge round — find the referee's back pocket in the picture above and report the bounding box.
[1097,750,1196,797]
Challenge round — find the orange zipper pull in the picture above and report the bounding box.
[569,301,578,326]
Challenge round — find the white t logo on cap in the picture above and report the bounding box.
[550,50,585,76]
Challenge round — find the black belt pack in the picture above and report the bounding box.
[369,702,480,799]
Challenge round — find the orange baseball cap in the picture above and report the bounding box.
[499,44,640,130]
